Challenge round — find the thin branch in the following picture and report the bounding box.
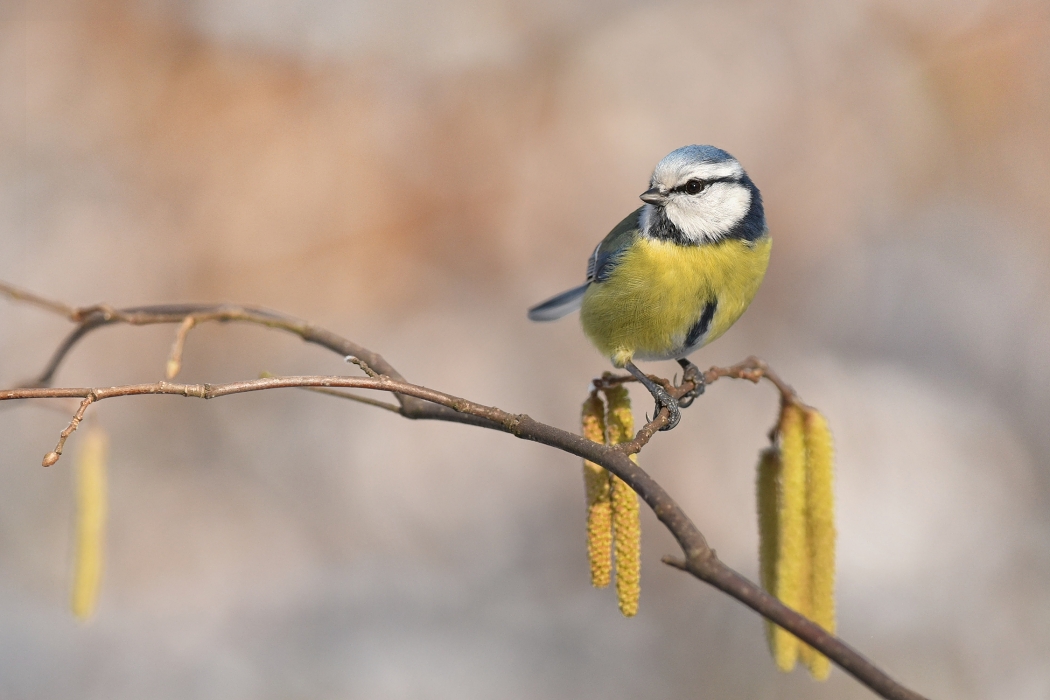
[301,386,403,412]
[0,282,929,700]
[41,395,95,467]
[259,370,401,413]
[0,281,79,319]
[613,357,801,455]
[704,355,800,405]
[8,301,490,426]
[345,355,381,379]
[165,315,197,379]
[1,373,925,700]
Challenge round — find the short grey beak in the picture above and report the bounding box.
[640,187,668,205]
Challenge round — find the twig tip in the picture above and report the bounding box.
[345,355,380,378]
[661,555,688,571]
[42,451,60,467]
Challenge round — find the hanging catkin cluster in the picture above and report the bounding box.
[581,384,641,617]
[757,402,836,679]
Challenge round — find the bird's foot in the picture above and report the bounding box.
[676,358,705,408]
[652,385,681,431]
[625,360,683,431]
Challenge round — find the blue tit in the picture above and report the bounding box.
[528,145,771,430]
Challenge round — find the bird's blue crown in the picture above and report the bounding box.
[657,145,735,170]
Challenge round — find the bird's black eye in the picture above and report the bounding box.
[684,179,705,195]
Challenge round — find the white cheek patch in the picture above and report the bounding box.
[665,183,751,243]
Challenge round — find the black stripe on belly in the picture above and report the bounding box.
[685,299,718,348]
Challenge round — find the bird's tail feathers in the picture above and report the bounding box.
[527,283,589,322]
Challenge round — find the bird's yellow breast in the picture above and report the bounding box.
[580,234,771,366]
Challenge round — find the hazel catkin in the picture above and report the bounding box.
[771,403,808,671]
[800,408,836,680]
[71,427,108,621]
[604,384,641,617]
[582,393,613,589]
[756,446,781,651]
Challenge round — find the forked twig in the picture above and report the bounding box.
[0,282,929,700]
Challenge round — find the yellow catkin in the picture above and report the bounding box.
[605,384,641,617]
[582,394,613,589]
[756,447,781,651]
[603,385,634,446]
[611,474,640,617]
[800,408,836,680]
[772,403,808,671]
[71,427,108,621]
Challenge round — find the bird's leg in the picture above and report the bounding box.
[624,361,680,431]
[676,358,705,408]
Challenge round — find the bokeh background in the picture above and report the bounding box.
[2,0,1049,697]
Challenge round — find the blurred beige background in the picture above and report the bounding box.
[2,0,1049,697]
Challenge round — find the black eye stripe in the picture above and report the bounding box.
[670,176,736,194]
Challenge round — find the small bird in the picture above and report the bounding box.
[528,145,771,430]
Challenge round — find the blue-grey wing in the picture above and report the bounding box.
[528,207,642,322]
[527,283,588,321]
[587,207,643,283]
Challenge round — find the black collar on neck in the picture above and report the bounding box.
[644,205,692,245]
